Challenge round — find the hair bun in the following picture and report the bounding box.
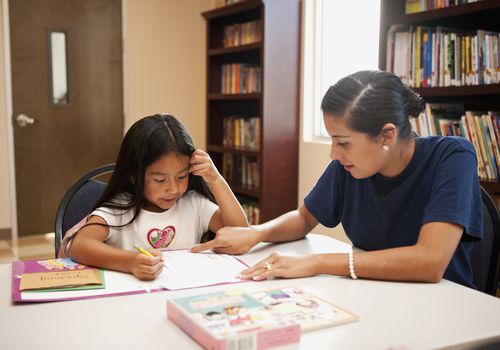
[407,90,424,118]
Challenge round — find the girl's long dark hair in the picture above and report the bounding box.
[95,114,215,226]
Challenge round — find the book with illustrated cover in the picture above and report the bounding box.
[167,290,300,350]
[167,286,358,349]
[249,286,358,332]
[12,258,105,298]
[14,258,104,290]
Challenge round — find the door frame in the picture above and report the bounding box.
[1,0,128,245]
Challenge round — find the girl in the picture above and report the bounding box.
[64,114,248,280]
[192,70,483,289]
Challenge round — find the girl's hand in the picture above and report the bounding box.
[190,149,221,184]
[191,226,260,255]
[238,252,319,281]
[129,250,164,281]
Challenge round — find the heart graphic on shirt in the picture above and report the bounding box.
[147,225,176,249]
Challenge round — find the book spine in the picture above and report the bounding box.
[474,115,494,180]
[254,324,301,349]
[167,300,301,350]
[167,300,221,350]
[466,113,486,179]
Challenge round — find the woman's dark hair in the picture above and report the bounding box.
[321,70,424,141]
[94,114,215,225]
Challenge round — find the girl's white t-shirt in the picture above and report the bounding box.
[90,191,218,250]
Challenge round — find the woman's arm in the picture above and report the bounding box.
[241,221,463,282]
[191,204,319,254]
[347,221,463,282]
[68,215,164,280]
[190,149,248,229]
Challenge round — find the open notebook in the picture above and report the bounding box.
[12,250,248,303]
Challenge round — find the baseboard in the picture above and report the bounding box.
[0,228,11,240]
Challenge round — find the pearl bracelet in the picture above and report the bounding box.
[348,249,358,280]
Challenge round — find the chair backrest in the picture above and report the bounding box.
[471,187,500,295]
[54,164,114,257]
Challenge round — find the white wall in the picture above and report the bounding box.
[124,0,211,146]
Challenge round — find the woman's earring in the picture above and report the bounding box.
[382,145,389,151]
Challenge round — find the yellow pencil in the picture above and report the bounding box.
[133,244,155,257]
[133,244,167,268]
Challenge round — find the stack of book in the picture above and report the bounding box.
[167,286,357,350]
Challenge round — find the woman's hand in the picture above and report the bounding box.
[239,252,319,280]
[190,149,221,184]
[129,250,164,281]
[191,226,261,255]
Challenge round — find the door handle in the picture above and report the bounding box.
[16,113,35,127]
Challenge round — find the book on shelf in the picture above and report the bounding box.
[221,63,261,94]
[223,116,261,151]
[412,103,500,181]
[223,153,260,189]
[167,289,301,350]
[223,20,262,48]
[386,24,500,88]
[405,0,482,14]
[167,286,357,349]
[240,198,260,225]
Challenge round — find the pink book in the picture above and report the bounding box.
[11,258,105,302]
[167,290,300,350]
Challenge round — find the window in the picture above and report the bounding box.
[303,0,381,140]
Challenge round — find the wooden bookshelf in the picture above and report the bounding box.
[202,0,300,223]
[380,0,500,196]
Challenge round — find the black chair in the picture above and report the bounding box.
[54,164,114,257]
[471,187,500,296]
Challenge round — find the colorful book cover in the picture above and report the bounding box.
[12,258,105,299]
[167,290,300,350]
[250,286,358,332]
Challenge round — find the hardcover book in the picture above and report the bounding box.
[167,290,301,350]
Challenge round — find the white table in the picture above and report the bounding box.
[1,234,500,350]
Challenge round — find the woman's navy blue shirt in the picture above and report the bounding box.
[304,136,483,288]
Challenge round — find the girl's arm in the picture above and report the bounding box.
[68,215,164,280]
[191,204,319,254]
[240,221,463,283]
[190,149,248,228]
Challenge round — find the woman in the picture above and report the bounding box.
[192,70,483,288]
